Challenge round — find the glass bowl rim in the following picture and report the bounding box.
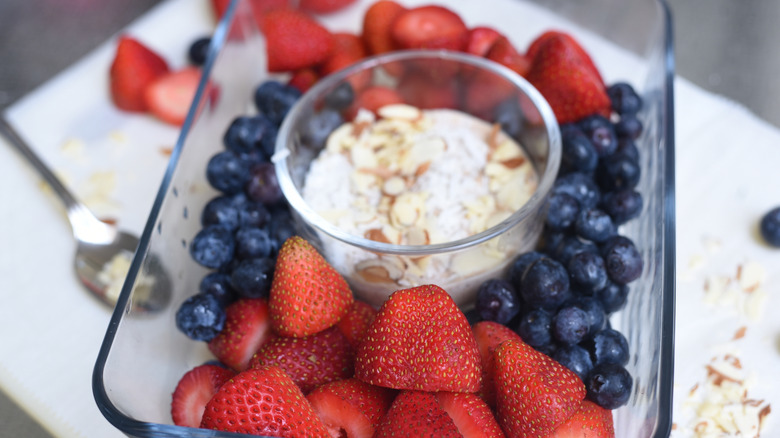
[273,49,562,256]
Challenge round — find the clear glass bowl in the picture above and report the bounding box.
[275,50,561,308]
[93,0,676,437]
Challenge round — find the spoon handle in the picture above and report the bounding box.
[0,115,117,244]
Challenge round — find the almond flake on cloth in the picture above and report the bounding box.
[702,260,768,322]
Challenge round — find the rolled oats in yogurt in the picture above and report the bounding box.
[301,104,539,307]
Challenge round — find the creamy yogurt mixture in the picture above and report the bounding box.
[302,104,539,306]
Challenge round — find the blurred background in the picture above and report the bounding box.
[1,0,778,435]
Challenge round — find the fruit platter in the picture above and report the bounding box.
[93,0,675,437]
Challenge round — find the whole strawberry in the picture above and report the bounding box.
[494,339,586,437]
[355,284,482,393]
[261,9,334,72]
[471,320,524,407]
[200,365,330,437]
[374,390,461,437]
[269,236,354,337]
[550,400,615,438]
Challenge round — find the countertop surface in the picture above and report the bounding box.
[1,0,779,436]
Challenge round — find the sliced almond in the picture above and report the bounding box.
[382,176,406,196]
[378,104,422,121]
[405,226,430,246]
[364,228,391,244]
[355,258,404,283]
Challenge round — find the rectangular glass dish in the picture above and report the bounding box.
[93,0,676,437]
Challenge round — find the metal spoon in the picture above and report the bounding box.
[0,115,167,311]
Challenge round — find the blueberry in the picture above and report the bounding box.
[575,208,616,243]
[595,280,629,314]
[268,206,296,251]
[567,251,608,293]
[552,305,589,345]
[301,108,344,151]
[508,251,545,290]
[206,151,251,195]
[246,162,283,205]
[578,115,617,157]
[560,124,598,174]
[235,227,273,260]
[614,115,643,140]
[237,200,271,229]
[493,98,524,140]
[545,192,580,231]
[223,115,277,159]
[616,138,640,163]
[607,82,643,116]
[596,153,641,191]
[588,328,630,366]
[514,308,553,348]
[324,82,355,110]
[254,81,302,126]
[569,296,607,336]
[520,257,571,310]
[175,293,226,341]
[551,235,599,266]
[230,257,275,298]
[601,235,643,284]
[475,279,521,324]
[188,37,212,66]
[586,363,633,409]
[760,206,780,247]
[190,225,235,269]
[552,345,593,382]
[601,189,643,225]
[553,172,601,209]
[539,227,567,256]
[201,195,241,231]
[199,272,236,307]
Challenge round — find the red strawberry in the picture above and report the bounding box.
[336,300,377,348]
[288,68,321,93]
[261,9,334,72]
[486,37,531,77]
[170,364,234,428]
[144,67,201,126]
[465,26,504,58]
[398,72,458,110]
[472,321,523,407]
[200,365,330,436]
[210,0,291,29]
[390,5,468,51]
[355,284,482,393]
[249,326,354,393]
[361,0,407,55]
[374,390,461,437]
[300,0,357,14]
[436,392,506,438]
[346,86,404,119]
[207,298,273,372]
[493,339,586,437]
[109,35,169,112]
[307,378,396,437]
[550,400,615,438]
[526,30,603,83]
[317,32,370,91]
[269,236,353,337]
[525,32,610,123]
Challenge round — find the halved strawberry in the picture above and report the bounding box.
[307,378,397,438]
[355,285,482,393]
[494,339,586,437]
[144,67,201,126]
[200,365,330,436]
[317,32,370,91]
[390,5,468,51]
[525,32,610,123]
[397,72,458,110]
[288,68,321,93]
[374,390,461,437]
[269,236,354,337]
[361,0,407,55]
[207,298,273,372]
[210,0,291,30]
[261,9,334,72]
[465,26,504,58]
[249,326,354,393]
[346,86,404,119]
[300,0,357,14]
[171,364,234,428]
[486,36,531,77]
[472,321,523,407]
[436,392,505,438]
[109,35,169,112]
[336,300,377,348]
[550,400,615,438]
